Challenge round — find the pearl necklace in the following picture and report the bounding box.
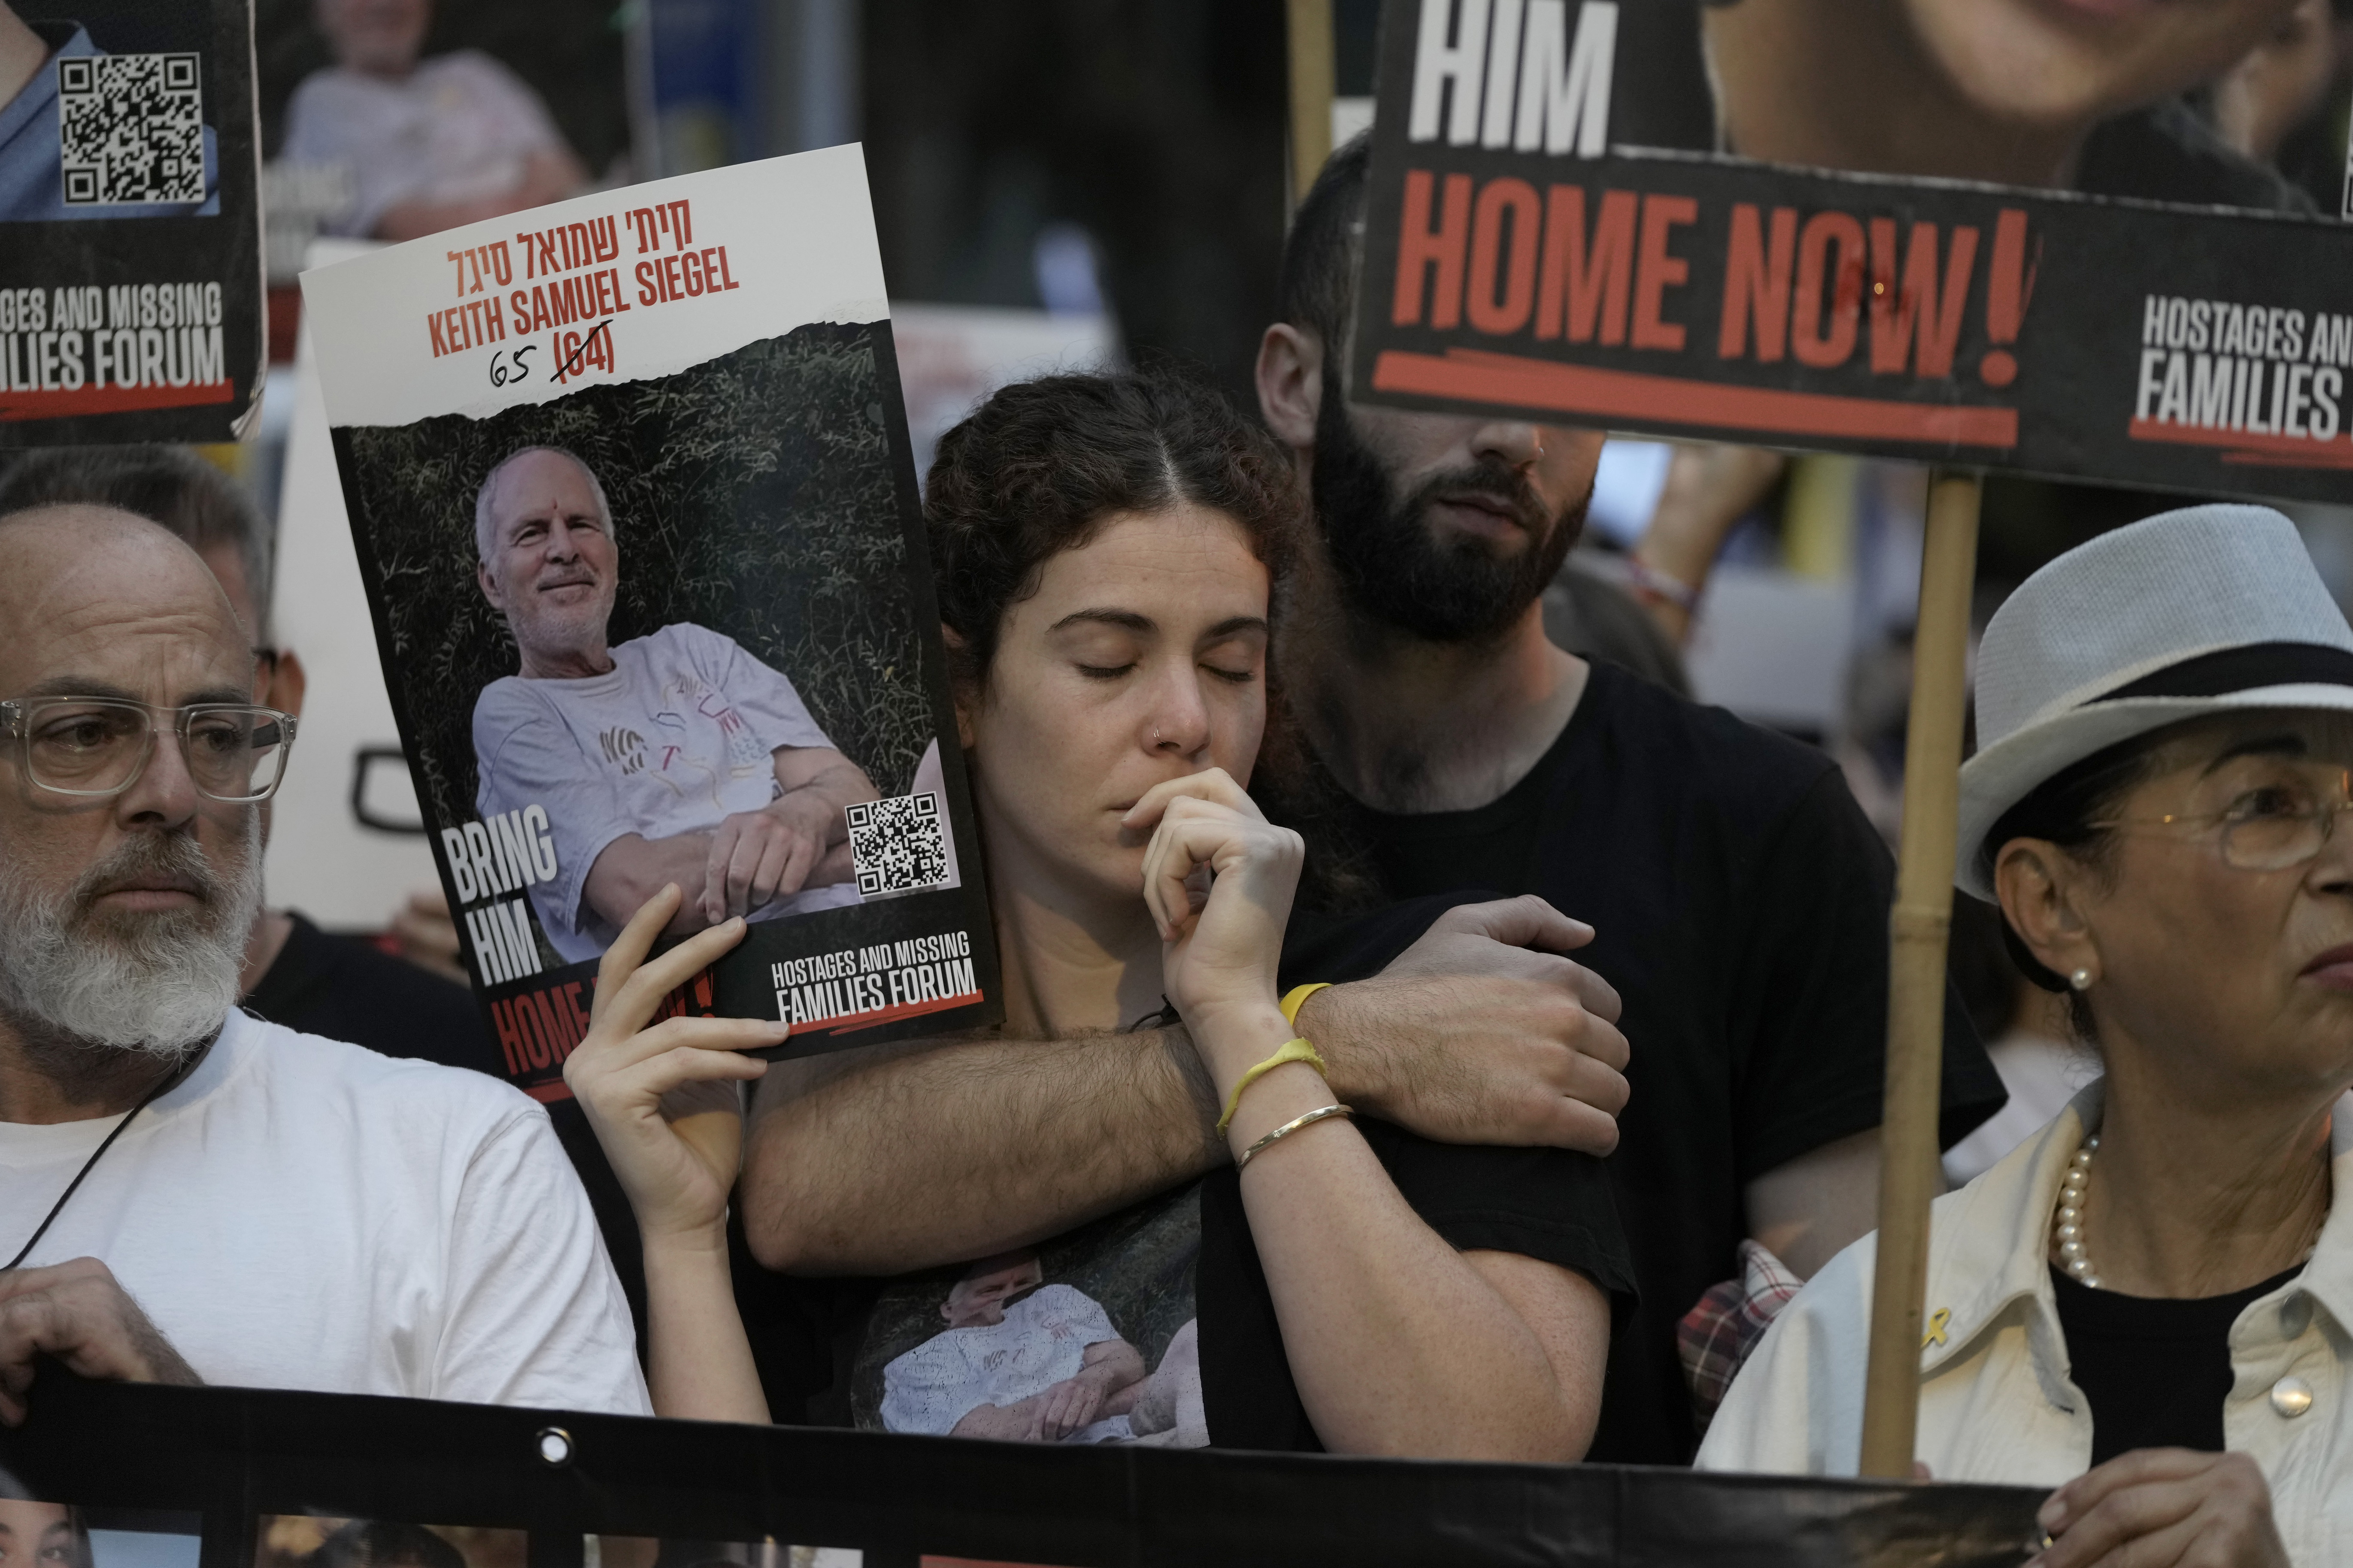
[2052,1134,2103,1289]
[2053,1133,2328,1294]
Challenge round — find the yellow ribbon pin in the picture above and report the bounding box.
[1922,1308,1952,1349]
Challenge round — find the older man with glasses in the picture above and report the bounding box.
[0,502,648,1423]
[0,444,506,1051]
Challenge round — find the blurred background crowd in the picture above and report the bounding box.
[12,0,2353,1183]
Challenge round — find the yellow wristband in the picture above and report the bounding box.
[1215,1036,1328,1138]
[1278,982,1331,1028]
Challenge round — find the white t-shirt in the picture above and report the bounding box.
[280,51,569,237]
[0,1009,650,1414]
[879,1283,1128,1440]
[473,622,863,963]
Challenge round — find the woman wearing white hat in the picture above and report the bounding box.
[1699,504,2353,1566]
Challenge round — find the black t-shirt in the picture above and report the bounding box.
[754,896,1636,1451]
[240,911,648,1334]
[2053,1264,2302,1465]
[1344,662,2005,1465]
[246,910,491,1065]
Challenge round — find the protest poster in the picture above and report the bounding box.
[300,146,1001,1096]
[254,0,630,283]
[1351,0,2353,504]
[0,0,266,444]
[9,1377,2051,1568]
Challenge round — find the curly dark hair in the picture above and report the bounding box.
[924,369,1375,913]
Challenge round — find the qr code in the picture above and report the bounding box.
[58,53,205,206]
[846,790,951,896]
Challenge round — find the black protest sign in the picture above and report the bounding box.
[1352,0,2353,503]
[0,0,265,445]
[8,1377,2047,1568]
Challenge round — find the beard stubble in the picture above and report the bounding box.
[1309,378,1586,644]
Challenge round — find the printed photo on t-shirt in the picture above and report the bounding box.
[851,1183,1206,1448]
[0,1497,198,1568]
[254,1517,522,1568]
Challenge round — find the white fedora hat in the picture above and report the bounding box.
[1957,504,2353,901]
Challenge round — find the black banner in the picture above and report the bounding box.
[1354,0,2353,504]
[3,1377,2049,1568]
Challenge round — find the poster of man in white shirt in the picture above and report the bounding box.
[314,230,995,1064]
[470,445,879,964]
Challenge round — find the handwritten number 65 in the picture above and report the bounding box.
[489,345,537,388]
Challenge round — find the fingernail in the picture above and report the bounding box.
[2037,1499,2064,1529]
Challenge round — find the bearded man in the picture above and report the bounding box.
[1251,135,2005,1464]
[0,504,647,1423]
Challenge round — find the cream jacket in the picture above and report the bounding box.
[1697,1084,2353,1566]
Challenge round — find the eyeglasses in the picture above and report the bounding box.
[2089,769,2353,873]
[0,697,298,803]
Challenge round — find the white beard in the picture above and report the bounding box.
[0,815,261,1059]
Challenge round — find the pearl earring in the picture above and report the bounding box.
[2069,967,2093,992]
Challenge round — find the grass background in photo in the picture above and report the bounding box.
[341,322,934,834]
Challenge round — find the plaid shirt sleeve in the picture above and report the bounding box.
[1677,1238,1804,1438]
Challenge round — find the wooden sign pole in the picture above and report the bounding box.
[1856,469,1982,1478]
[1285,0,1336,208]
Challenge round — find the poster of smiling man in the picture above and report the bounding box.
[300,148,998,1095]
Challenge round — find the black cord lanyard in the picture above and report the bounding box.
[4,1039,212,1273]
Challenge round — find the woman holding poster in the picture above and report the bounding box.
[561,371,1635,1456]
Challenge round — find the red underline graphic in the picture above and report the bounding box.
[791,989,981,1039]
[1372,348,2019,449]
[513,988,981,1102]
[2125,417,2353,470]
[0,381,236,421]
